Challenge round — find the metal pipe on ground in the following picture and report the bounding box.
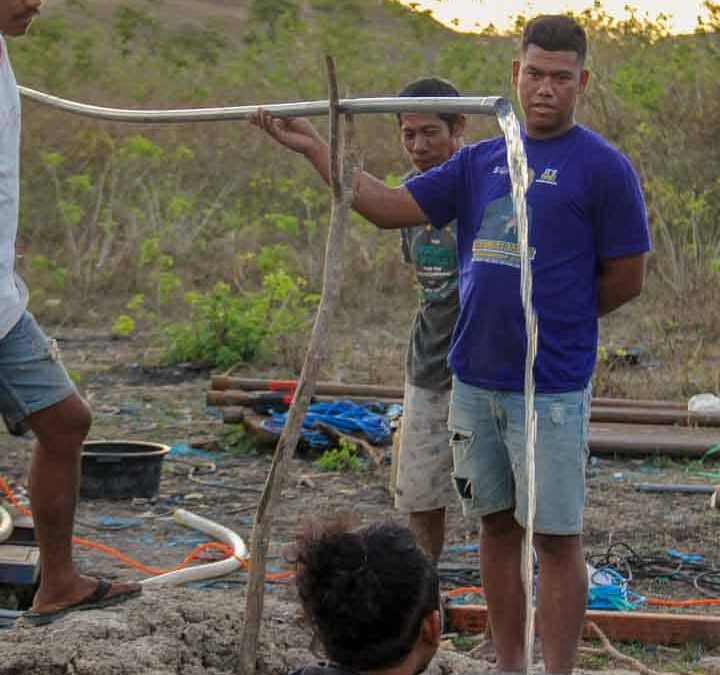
[210,376,404,399]
[592,397,686,410]
[210,377,689,412]
[589,422,720,458]
[208,388,720,428]
[590,406,720,427]
[222,404,720,460]
[206,389,401,408]
[634,483,717,494]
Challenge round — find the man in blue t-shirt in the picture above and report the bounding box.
[253,14,650,674]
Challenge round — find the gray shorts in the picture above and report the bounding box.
[394,382,455,513]
[0,312,76,423]
[448,377,591,535]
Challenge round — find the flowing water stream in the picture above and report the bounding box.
[497,103,538,674]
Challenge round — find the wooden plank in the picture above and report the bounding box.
[447,605,720,646]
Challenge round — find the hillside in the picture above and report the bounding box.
[7,0,720,400]
[45,0,451,40]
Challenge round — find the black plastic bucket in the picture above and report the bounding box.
[80,441,170,500]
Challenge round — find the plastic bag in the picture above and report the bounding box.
[688,393,720,413]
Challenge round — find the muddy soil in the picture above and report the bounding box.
[0,329,719,674]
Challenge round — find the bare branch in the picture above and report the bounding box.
[238,56,359,675]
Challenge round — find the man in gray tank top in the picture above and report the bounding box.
[392,78,464,562]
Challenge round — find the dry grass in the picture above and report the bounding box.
[596,273,720,400]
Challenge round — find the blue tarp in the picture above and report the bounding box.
[260,400,394,448]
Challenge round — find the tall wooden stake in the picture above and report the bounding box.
[238,56,358,675]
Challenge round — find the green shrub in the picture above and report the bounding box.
[314,438,363,473]
[111,314,135,337]
[161,271,317,368]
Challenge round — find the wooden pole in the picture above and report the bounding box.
[238,57,358,675]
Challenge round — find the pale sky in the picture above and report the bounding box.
[398,0,711,35]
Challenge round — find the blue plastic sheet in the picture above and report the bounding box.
[261,400,393,448]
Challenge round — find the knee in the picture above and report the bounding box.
[481,510,521,538]
[66,398,92,438]
[534,533,582,561]
[34,395,92,441]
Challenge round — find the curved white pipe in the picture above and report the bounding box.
[0,503,13,543]
[141,509,247,587]
[18,87,508,123]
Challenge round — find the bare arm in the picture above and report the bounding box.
[597,253,645,316]
[252,111,427,229]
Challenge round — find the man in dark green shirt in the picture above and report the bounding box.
[392,78,464,562]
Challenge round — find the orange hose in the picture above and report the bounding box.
[446,586,484,597]
[646,597,720,607]
[72,537,166,576]
[3,476,717,596]
[0,476,32,517]
[2,474,293,581]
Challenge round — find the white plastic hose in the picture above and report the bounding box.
[0,503,13,543]
[141,508,247,587]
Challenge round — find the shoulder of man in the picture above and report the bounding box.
[402,168,420,184]
[574,125,636,169]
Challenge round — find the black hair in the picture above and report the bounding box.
[396,77,461,133]
[292,519,438,672]
[522,15,587,65]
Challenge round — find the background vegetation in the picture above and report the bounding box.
[11,0,720,398]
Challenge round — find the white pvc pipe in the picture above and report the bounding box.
[18,87,509,123]
[141,508,247,587]
[0,503,13,543]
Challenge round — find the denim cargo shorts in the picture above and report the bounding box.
[448,376,592,535]
[0,312,76,423]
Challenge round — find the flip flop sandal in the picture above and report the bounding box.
[19,579,142,627]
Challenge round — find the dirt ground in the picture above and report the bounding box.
[1,329,719,674]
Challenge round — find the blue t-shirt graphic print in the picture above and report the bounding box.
[471,193,535,269]
[406,124,651,394]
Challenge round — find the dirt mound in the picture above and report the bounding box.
[0,588,495,675]
[0,589,298,675]
[0,586,676,675]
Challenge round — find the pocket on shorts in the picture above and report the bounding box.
[539,391,585,424]
[2,313,62,372]
[449,428,474,500]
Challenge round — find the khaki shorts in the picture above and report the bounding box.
[394,382,455,513]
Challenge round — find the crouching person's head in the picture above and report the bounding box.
[292,519,442,675]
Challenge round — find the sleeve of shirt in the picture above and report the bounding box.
[592,149,652,260]
[404,147,466,229]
